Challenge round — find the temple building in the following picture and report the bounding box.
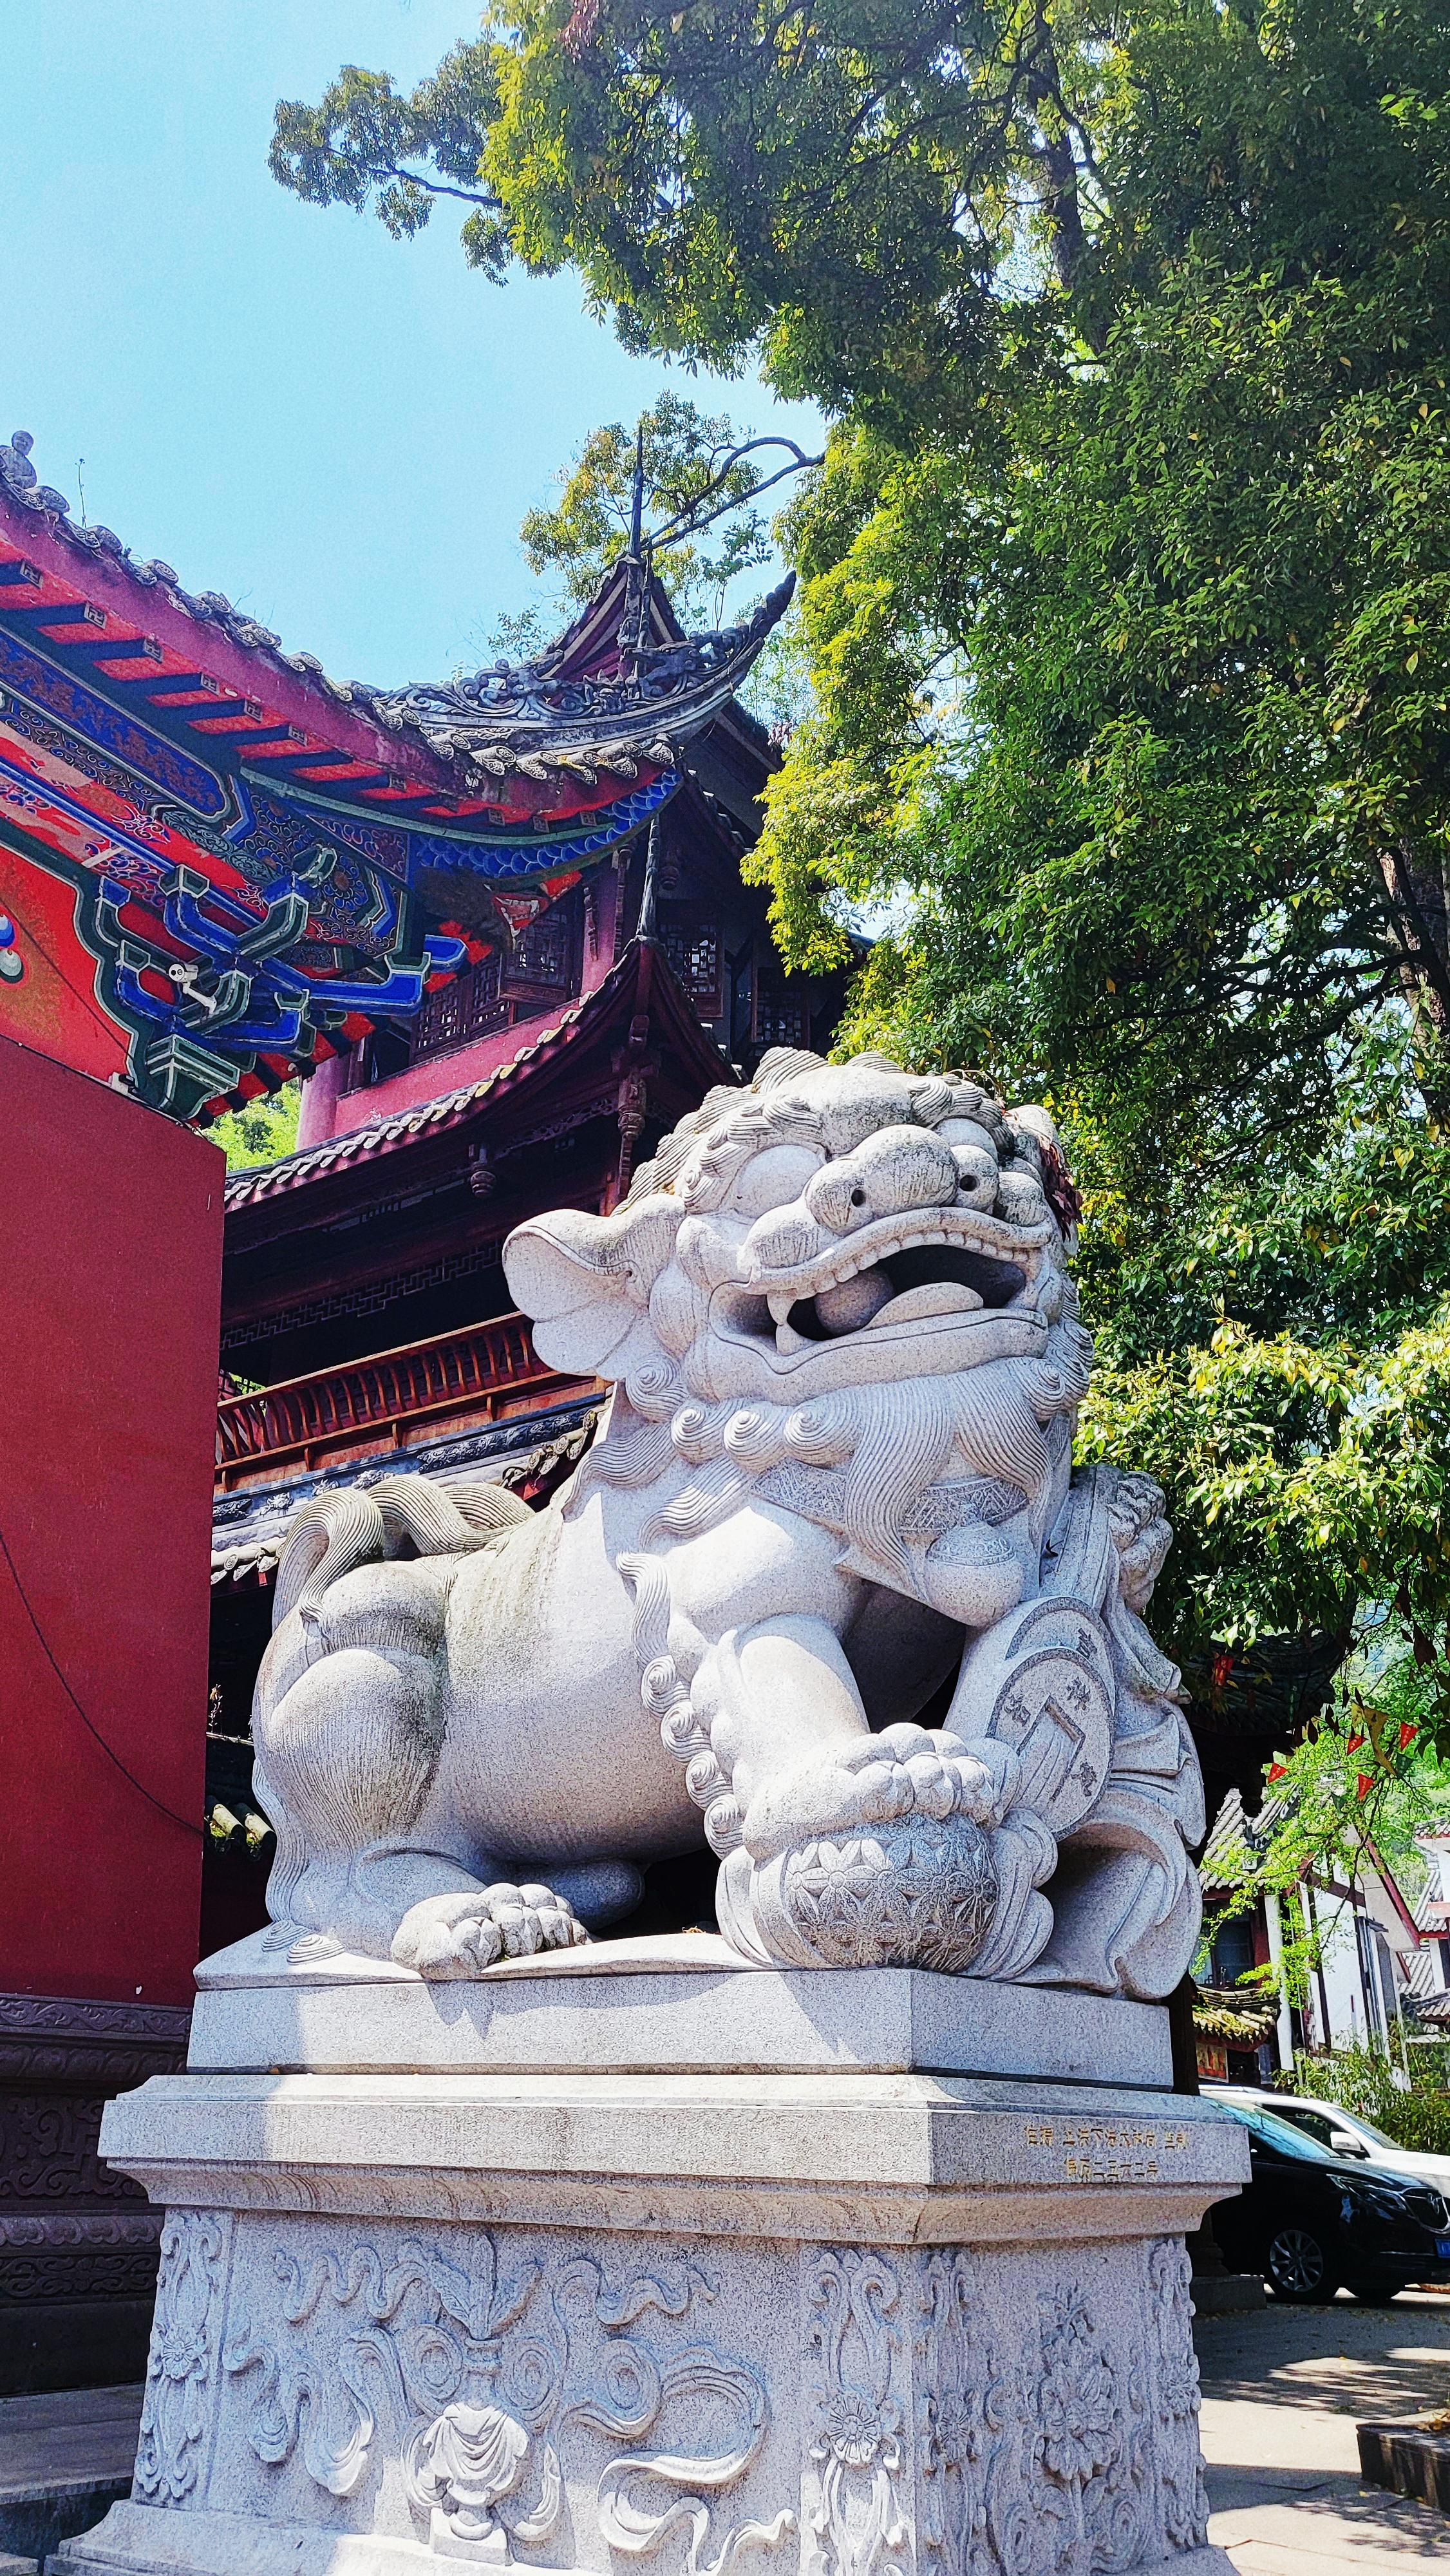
[0,428,808,1121]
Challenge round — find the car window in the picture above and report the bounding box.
[1220,2101,1342,2163]
[1274,2105,1337,2148]
[1276,2100,1401,2150]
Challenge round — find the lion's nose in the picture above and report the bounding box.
[805,1125,961,1233]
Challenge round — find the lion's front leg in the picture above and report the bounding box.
[689,1616,1046,1975]
[254,1560,593,1973]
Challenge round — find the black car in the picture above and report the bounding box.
[1212,2099,1450,2302]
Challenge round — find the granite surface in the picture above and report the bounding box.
[188,1933,1174,2087]
[60,1962,1245,2576]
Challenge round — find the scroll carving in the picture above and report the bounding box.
[803,2249,912,2576]
[133,2211,232,2506]
[1146,2240,1209,2550]
[223,2224,796,2570]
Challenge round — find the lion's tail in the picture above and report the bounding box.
[272,1473,532,1625]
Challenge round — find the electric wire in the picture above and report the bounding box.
[0,1505,203,1835]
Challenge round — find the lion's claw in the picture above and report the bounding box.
[391,1881,590,1977]
[740,1722,1016,1861]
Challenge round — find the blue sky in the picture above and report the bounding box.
[0,3,819,687]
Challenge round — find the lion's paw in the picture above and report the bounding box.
[391,1882,590,1978]
[831,1722,1007,1829]
[742,1722,1013,1862]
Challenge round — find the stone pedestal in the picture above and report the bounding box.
[57,1935,1248,2576]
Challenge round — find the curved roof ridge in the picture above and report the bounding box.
[0,431,789,791]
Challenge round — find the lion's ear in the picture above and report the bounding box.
[504,1198,680,1378]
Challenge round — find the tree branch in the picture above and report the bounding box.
[648,435,823,553]
[373,160,500,209]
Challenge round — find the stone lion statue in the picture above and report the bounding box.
[252,1046,1204,1994]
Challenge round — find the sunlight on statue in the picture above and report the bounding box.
[251,1048,1204,1996]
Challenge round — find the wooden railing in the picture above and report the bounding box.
[216,1314,586,1484]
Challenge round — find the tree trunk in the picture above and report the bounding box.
[1379,838,1450,1111]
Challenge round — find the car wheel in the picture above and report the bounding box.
[1265,2227,1337,2301]
[1345,2280,1406,2305]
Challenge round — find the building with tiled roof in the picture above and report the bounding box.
[0,425,795,1121]
[1196,1788,1440,2078]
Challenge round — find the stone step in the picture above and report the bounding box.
[0,2385,140,2574]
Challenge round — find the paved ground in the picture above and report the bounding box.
[1198,2288,1450,2571]
[0,2385,142,2571]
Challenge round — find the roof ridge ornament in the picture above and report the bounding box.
[0,430,37,494]
[616,422,650,667]
[373,574,794,779]
[1,427,70,518]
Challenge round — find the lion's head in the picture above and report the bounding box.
[504,1048,1093,1620]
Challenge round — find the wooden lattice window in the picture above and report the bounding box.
[753,963,808,1051]
[660,905,722,1019]
[410,950,505,1059]
[507,907,572,989]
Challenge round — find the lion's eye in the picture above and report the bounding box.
[850,1188,866,1208]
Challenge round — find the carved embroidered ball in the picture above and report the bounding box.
[773,1822,998,1976]
[248,1046,1206,1994]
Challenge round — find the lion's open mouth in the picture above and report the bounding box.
[785,1245,1025,1341]
[722,1206,1052,1359]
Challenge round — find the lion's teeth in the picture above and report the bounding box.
[767,1291,795,1324]
[775,1318,810,1354]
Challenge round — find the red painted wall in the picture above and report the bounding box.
[0,846,129,1089]
[0,1034,222,2003]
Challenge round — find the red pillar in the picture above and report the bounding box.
[0,1034,221,2003]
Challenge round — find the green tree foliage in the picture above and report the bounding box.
[1071,1034,1450,1675]
[274,1,1098,399]
[1284,2043,1450,2148]
[272,3,1450,1139]
[207,1085,301,1173]
[270,43,505,267]
[518,393,799,625]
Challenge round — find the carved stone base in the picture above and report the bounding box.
[56,1956,1247,2576]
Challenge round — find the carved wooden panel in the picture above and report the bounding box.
[410,949,506,1058]
[659,904,722,1019]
